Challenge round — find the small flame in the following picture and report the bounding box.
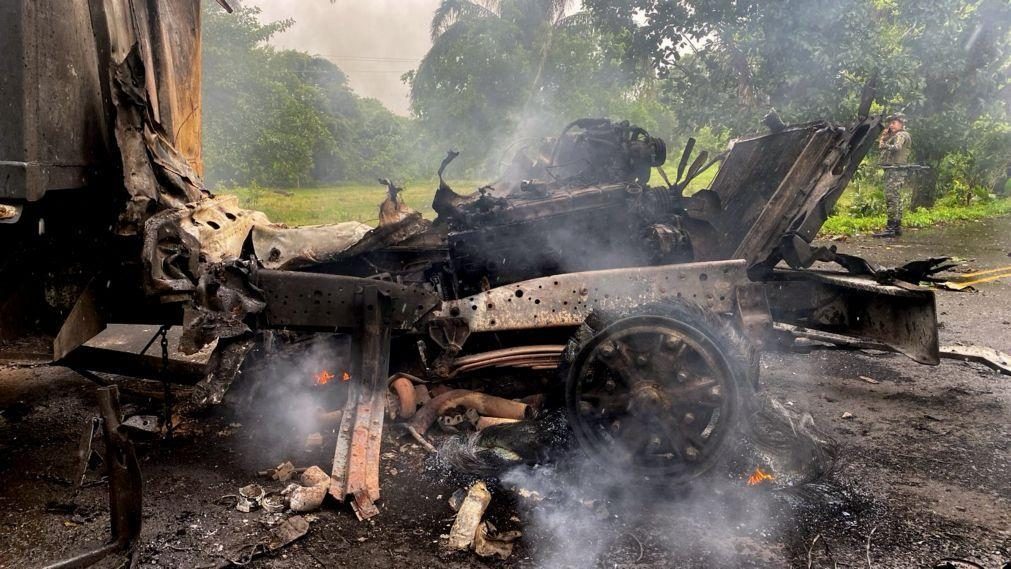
[314,370,335,385]
[747,467,775,486]
[341,371,352,382]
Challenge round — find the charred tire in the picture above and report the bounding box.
[563,300,757,482]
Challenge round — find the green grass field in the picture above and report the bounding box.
[219,169,719,227]
[820,197,1011,235]
[222,182,444,226]
[219,170,1008,237]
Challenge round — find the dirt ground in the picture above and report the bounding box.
[1,217,1009,569]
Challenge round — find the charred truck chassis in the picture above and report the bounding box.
[0,0,943,541]
[184,111,938,516]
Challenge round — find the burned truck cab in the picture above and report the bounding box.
[435,119,688,297]
[422,115,935,369]
[0,0,940,516]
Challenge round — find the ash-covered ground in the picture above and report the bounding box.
[1,216,1009,569]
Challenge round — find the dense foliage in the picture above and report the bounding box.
[405,0,675,174]
[203,0,1009,207]
[202,4,433,188]
[407,0,1008,198]
[580,0,1010,204]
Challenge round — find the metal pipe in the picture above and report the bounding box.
[451,345,564,366]
[406,389,531,435]
[452,355,561,376]
[476,416,520,430]
[388,374,417,419]
[44,386,142,569]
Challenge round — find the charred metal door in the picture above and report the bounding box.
[0,0,206,203]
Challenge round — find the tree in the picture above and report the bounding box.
[202,4,430,187]
[407,0,668,175]
[585,0,1011,205]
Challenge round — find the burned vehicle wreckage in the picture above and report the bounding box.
[66,110,944,515]
[0,1,953,563]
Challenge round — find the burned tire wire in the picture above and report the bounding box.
[562,300,757,482]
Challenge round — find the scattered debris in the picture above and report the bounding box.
[266,515,310,551]
[841,412,855,420]
[258,463,307,480]
[448,488,468,512]
[857,375,880,384]
[120,414,162,436]
[512,487,544,503]
[286,466,331,513]
[225,514,312,566]
[268,461,297,482]
[940,345,1011,376]
[236,484,266,513]
[445,481,521,559]
[446,481,492,552]
[473,521,521,559]
[304,432,323,452]
[262,494,287,513]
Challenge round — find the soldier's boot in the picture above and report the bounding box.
[873,221,902,238]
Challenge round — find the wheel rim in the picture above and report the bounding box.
[566,315,738,479]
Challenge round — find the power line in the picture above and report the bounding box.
[321,55,423,63]
[285,69,415,74]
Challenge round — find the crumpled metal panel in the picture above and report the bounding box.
[703,116,881,266]
[765,269,939,364]
[142,195,268,297]
[111,46,210,235]
[93,0,205,174]
[252,222,373,271]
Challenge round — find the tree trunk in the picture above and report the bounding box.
[910,153,942,209]
[992,165,1010,196]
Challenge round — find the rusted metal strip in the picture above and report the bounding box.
[433,261,746,333]
[43,386,143,569]
[257,270,439,331]
[329,286,391,520]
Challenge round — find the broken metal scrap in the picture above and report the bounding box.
[251,222,372,271]
[446,481,492,551]
[446,480,521,559]
[287,466,332,513]
[329,286,391,520]
[778,324,1011,376]
[142,196,269,298]
[109,46,210,237]
[43,386,143,569]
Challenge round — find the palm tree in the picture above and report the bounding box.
[412,0,588,112]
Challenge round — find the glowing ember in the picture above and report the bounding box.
[314,370,335,385]
[747,467,775,486]
[341,371,352,382]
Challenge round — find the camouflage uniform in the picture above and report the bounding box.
[880,128,911,232]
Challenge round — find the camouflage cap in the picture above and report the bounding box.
[886,112,907,124]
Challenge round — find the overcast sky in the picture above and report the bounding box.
[253,0,442,116]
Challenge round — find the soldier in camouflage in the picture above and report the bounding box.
[875,113,912,238]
